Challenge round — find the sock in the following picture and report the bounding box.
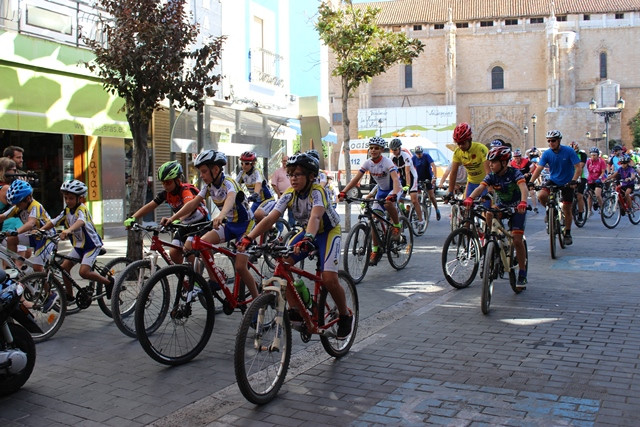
[394,223,401,228]
[518,269,527,278]
[372,246,379,252]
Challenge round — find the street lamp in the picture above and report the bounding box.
[377,118,384,137]
[589,97,625,151]
[531,114,537,148]
[523,125,529,149]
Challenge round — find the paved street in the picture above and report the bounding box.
[1,205,639,426]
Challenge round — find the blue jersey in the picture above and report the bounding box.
[539,145,580,186]
[412,153,434,181]
[481,167,526,207]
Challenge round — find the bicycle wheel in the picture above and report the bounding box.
[548,207,557,259]
[572,200,586,228]
[0,323,36,397]
[557,209,566,249]
[94,257,132,318]
[20,272,67,343]
[111,259,156,338]
[481,241,497,315]
[234,292,291,405]
[342,222,371,284]
[408,203,428,237]
[628,194,640,225]
[263,219,291,271]
[135,264,215,366]
[319,271,359,357]
[441,228,481,289]
[509,238,528,294]
[450,204,460,234]
[387,216,413,270]
[600,196,621,229]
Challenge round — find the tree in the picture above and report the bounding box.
[84,0,224,259]
[315,0,424,230]
[627,109,640,149]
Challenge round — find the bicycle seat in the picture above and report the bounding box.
[99,248,107,256]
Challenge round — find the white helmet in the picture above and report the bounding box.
[60,179,87,196]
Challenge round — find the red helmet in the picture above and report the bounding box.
[487,146,512,162]
[240,151,256,162]
[453,122,472,143]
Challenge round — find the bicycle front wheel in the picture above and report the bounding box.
[111,259,155,338]
[20,272,67,343]
[481,241,497,315]
[319,271,359,357]
[95,257,132,318]
[600,196,620,229]
[342,222,371,284]
[387,216,413,270]
[441,228,481,289]
[135,264,215,366]
[234,292,291,405]
[628,194,640,225]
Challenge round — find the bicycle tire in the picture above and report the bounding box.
[441,228,481,289]
[549,206,557,259]
[93,257,132,318]
[509,238,528,294]
[572,200,587,228]
[0,323,36,397]
[263,219,291,271]
[342,222,371,284]
[600,195,620,229]
[387,216,413,270]
[557,209,566,249]
[234,292,291,405]
[481,241,497,315]
[319,271,359,357]
[20,272,67,343]
[111,259,156,338]
[135,264,215,366]
[628,194,640,225]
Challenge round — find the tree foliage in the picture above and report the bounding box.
[83,0,224,258]
[627,109,640,149]
[315,0,424,229]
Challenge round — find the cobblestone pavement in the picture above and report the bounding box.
[1,206,639,426]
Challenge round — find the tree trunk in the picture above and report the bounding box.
[342,77,352,232]
[126,117,150,261]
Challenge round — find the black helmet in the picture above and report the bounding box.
[286,153,319,174]
[306,149,320,161]
[389,138,402,150]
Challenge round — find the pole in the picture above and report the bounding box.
[533,122,536,149]
[604,115,610,153]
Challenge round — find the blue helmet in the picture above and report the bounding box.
[490,139,504,147]
[7,180,33,205]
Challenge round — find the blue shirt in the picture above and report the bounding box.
[412,153,434,181]
[481,167,526,207]
[539,145,580,186]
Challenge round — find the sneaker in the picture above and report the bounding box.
[516,276,527,290]
[43,291,58,312]
[369,251,382,266]
[391,226,401,242]
[436,209,441,221]
[66,294,76,305]
[564,230,573,245]
[417,220,426,232]
[336,314,353,340]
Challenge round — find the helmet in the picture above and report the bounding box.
[286,153,319,174]
[546,130,563,139]
[513,148,522,157]
[487,146,512,162]
[368,136,387,148]
[60,179,88,196]
[589,147,600,155]
[612,145,622,152]
[489,139,504,147]
[620,154,631,164]
[528,147,540,157]
[453,123,472,143]
[6,180,33,205]
[306,149,320,160]
[414,145,424,154]
[389,138,402,150]
[157,161,183,181]
[569,141,579,149]
[194,150,227,167]
[240,151,256,162]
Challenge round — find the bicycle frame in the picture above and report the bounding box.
[351,197,397,247]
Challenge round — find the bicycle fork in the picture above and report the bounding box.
[257,277,288,352]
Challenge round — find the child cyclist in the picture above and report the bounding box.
[338,136,403,266]
[124,161,209,264]
[605,154,637,209]
[236,153,353,339]
[237,151,276,223]
[463,146,530,289]
[160,150,259,299]
[39,179,113,304]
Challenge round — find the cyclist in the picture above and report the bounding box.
[606,154,636,209]
[389,138,425,231]
[444,123,490,204]
[236,151,276,222]
[338,136,403,266]
[237,153,353,339]
[412,145,441,221]
[511,148,538,214]
[569,141,588,222]
[529,130,582,245]
[608,145,623,174]
[39,179,113,304]
[160,150,259,300]
[124,161,209,264]
[585,147,607,214]
[307,149,328,187]
[464,146,530,289]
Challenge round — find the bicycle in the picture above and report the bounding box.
[342,196,413,284]
[400,181,431,236]
[600,182,640,228]
[535,184,567,259]
[234,243,358,405]
[134,224,264,366]
[572,183,591,228]
[474,203,530,314]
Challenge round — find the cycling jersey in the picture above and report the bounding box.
[273,183,340,233]
[359,156,398,192]
[4,199,51,229]
[315,171,328,186]
[412,153,434,181]
[480,167,526,207]
[538,145,580,186]
[586,157,607,183]
[617,166,636,188]
[452,142,488,184]
[392,149,418,189]
[198,173,253,223]
[50,204,103,251]
[236,168,275,202]
[152,183,208,224]
[576,151,588,179]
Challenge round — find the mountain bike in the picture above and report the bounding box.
[600,182,640,228]
[572,182,591,228]
[234,243,358,405]
[535,184,567,259]
[400,181,432,236]
[342,196,413,284]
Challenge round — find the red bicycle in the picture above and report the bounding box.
[600,184,640,228]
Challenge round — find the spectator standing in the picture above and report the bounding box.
[270,155,295,226]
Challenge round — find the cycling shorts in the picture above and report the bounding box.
[587,182,603,190]
[67,246,102,267]
[576,177,587,193]
[541,180,575,204]
[251,199,276,215]
[287,225,341,273]
[209,220,254,245]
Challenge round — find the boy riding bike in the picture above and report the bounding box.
[236,151,276,223]
[389,138,425,231]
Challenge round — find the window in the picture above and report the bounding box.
[392,26,402,32]
[332,113,342,125]
[434,23,444,30]
[456,22,469,28]
[530,17,544,24]
[413,24,422,31]
[505,19,518,26]
[491,66,504,90]
[480,21,494,27]
[583,14,591,21]
[404,64,413,89]
[615,13,624,19]
[600,52,607,79]
[557,15,567,22]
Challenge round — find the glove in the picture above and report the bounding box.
[568,180,578,186]
[517,201,528,214]
[463,197,474,208]
[443,192,454,203]
[237,236,254,252]
[385,193,397,203]
[295,234,316,253]
[360,202,367,210]
[527,182,535,190]
[248,193,259,203]
[338,191,346,200]
[402,186,409,192]
[124,217,136,227]
[172,219,181,225]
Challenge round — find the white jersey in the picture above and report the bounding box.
[359,156,398,192]
[392,149,418,183]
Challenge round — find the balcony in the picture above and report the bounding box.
[249,47,284,88]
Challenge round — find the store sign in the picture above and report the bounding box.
[87,136,101,201]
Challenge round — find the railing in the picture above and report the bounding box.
[249,47,285,88]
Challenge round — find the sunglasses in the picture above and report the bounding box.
[547,139,559,143]
[242,162,253,165]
